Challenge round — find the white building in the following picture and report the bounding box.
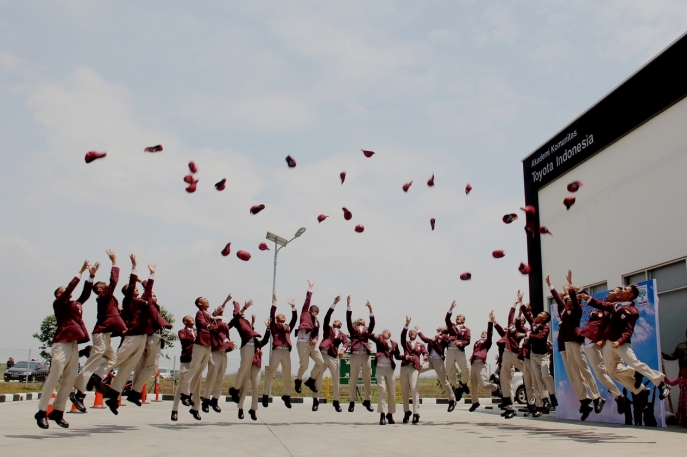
[521,34,687,365]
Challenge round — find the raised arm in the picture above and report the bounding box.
[366,301,375,333]
[270,293,278,330]
[446,300,457,334]
[579,293,612,312]
[346,296,354,333]
[401,316,410,348]
[106,250,119,296]
[77,263,97,304]
[522,304,534,327]
[486,321,494,342]
[141,263,156,300]
[288,299,298,330]
[302,280,314,313]
[259,325,271,349]
[417,332,431,344]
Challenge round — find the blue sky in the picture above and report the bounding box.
[1,1,686,352]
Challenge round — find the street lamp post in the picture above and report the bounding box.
[265,227,306,370]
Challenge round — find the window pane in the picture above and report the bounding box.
[589,282,608,295]
[658,288,687,352]
[650,261,687,293]
[547,297,554,307]
[625,272,646,285]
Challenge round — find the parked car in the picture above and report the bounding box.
[4,361,50,382]
[158,368,172,379]
[490,370,526,404]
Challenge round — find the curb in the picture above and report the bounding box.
[0,392,43,402]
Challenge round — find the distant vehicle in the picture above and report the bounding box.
[158,368,172,379]
[490,370,526,404]
[4,361,50,382]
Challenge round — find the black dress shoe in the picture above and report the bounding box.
[282,395,292,409]
[47,410,69,428]
[403,411,412,423]
[333,400,342,412]
[533,408,542,417]
[504,410,516,419]
[105,391,120,415]
[658,381,670,400]
[262,395,269,408]
[447,400,456,412]
[304,378,318,393]
[201,398,210,413]
[454,385,464,402]
[189,409,201,420]
[362,400,373,412]
[180,393,192,407]
[580,400,593,421]
[386,413,395,424]
[238,409,244,419]
[348,401,355,412]
[379,413,386,425]
[229,387,240,403]
[70,391,87,413]
[615,395,626,414]
[461,382,470,395]
[249,409,257,420]
[594,397,605,414]
[210,397,221,413]
[412,414,420,424]
[524,405,535,417]
[549,394,558,408]
[171,411,178,421]
[312,397,319,412]
[127,390,142,407]
[501,409,509,417]
[469,402,480,412]
[294,379,302,394]
[35,411,49,429]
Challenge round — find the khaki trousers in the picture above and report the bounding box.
[316,351,340,401]
[522,358,539,406]
[182,344,212,408]
[263,347,292,396]
[428,358,456,400]
[239,365,262,411]
[584,344,621,398]
[530,353,555,400]
[564,341,599,400]
[469,360,498,404]
[132,334,162,393]
[501,350,523,410]
[296,340,325,381]
[204,350,227,399]
[376,365,396,414]
[110,334,147,393]
[38,342,79,412]
[400,364,419,414]
[603,341,664,388]
[561,349,586,400]
[233,343,255,391]
[446,348,470,386]
[172,362,192,411]
[74,332,116,392]
[348,352,372,401]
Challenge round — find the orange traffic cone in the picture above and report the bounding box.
[153,373,162,402]
[46,391,56,415]
[67,400,82,414]
[141,384,149,404]
[92,391,106,409]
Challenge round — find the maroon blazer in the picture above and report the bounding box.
[319,307,349,357]
[296,290,320,340]
[178,327,195,363]
[494,307,524,353]
[445,313,471,350]
[251,328,272,367]
[552,287,582,343]
[140,300,172,335]
[269,304,297,350]
[470,322,493,363]
[418,332,450,360]
[122,272,155,336]
[211,320,232,352]
[518,336,531,360]
[229,301,261,347]
[400,327,427,371]
[92,266,127,335]
[346,309,375,353]
[53,275,92,344]
[587,298,639,346]
[579,297,611,343]
[369,334,401,370]
[522,307,550,355]
[194,310,215,347]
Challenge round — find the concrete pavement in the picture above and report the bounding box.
[0,399,684,456]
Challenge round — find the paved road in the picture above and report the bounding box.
[0,399,684,456]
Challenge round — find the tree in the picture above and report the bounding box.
[32,314,57,362]
[160,306,178,359]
